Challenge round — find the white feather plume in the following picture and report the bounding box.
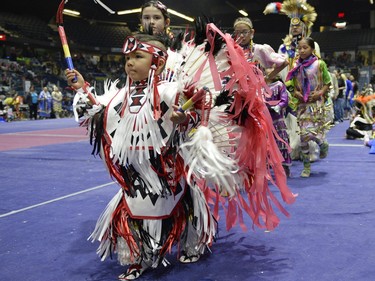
[263,2,283,15]
[180,107,242,197]
[96,78,120,106]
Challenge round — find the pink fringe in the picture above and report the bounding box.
[204,24,296,231]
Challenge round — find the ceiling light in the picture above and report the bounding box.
[168,9,194,22]
[334,21,347,29]
[117,7,194,22]
[239,10,248,17]
[63,9,80,17]
[93,0,115,14]
[117,8,141,15]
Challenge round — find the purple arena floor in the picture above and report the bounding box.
[1,118,374,281]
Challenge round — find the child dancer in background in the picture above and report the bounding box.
[265,68,292,177]
[286,37,331,177]
[140,0,173,38]
[233,17,291,176]
[233,16,288,80]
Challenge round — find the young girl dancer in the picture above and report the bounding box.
[233,17,291,176]
[286,37,331,177]
[233,17,288,80]
[139,0,173,38]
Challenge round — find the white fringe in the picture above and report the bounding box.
[72,79,120,122]
[86,104,104,117]
[183,184,216,255]
[111,95,165,166]
[87,189,123,261]
[96,79,120,106]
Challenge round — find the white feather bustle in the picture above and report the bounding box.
[171,39,242,197]
[180,107,242,198]
[73,79,121,122]
[171,41,222,97]
[97,78,121,106]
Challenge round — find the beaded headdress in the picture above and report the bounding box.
[122,36,168,70]
[233,17,253,29]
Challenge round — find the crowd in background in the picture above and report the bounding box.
[0,46,127,122]
[0,43,373,124]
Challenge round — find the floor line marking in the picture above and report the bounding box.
[329,143,364,147]
[2,133,86,138]
[0,182,115,218]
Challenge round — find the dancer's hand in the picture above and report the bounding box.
[171,105,187,124]
[65,69,84,89]
[294,90,304,102]
[308,90,323,102]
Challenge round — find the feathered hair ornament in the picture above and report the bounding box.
[263,2,283,15]
[264,0,317,37]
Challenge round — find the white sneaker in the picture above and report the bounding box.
[364,135,370,145]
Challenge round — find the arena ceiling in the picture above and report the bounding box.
[3,0,375,32]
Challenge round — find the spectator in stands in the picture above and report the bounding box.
[346,109,373,140]
[4,91,16,121]
[38,86,52,119]
[51,85,63,119]
[9,47,17,61]
[333,70,346,123]
[22,46,35,58]
[0,94,6,122]
[13,91,25,119]
[27,85,38,120]
[349,74,359,106]
[344,74,353,119]
[324,71,338,126]
[356,51,365,66]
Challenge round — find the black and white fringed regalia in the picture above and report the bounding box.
[73,24,296,273]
